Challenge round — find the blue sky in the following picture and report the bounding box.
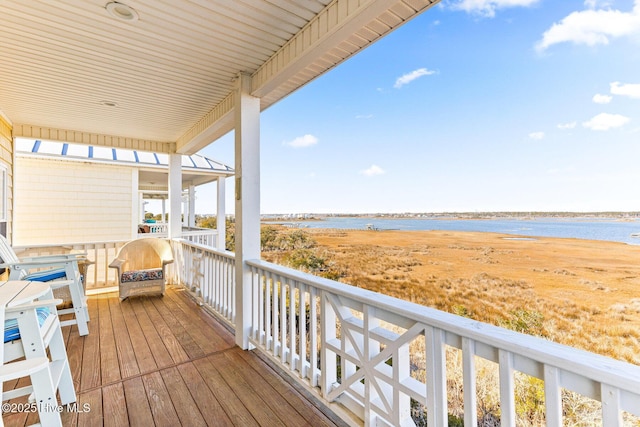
[195,0,640,215]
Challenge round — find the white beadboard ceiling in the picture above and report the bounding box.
[0,0,438,154]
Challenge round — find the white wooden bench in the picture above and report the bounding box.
[0,235,89,336]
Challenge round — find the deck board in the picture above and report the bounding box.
[176,363,234,427]
[108,296,140,378]
[98,297,121,384]
[119,299,157,374]
[2,286,345,426]
[80,298,101,390]
[102,382,128,427]
[159,367,208,426]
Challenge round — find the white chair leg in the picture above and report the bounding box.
[67,275,89,336]
[0,358,62,427]
[30,366,63,427]
[46,325,76,405]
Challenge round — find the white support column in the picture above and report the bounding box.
[188,184,196,228]
[161,199,166,223]
[234,72,260,349]
[133,169,141,238]
[168,154,183,239]
[217,177,226,250]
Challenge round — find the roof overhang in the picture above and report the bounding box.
[15,138,233,189]
[0,0,439,155]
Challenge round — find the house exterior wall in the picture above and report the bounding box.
[0,115,13,242]
[14,157,134,245]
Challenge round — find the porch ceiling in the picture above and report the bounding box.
[0,0,438,155]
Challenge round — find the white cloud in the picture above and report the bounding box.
[528,131,545,140]
[360,164,386,176]
[283,134,318,148]
[557,121,577,129]
[582,113,630,130]
[610,81,640,99]
[448,0,540,18]
[536,2,640,51]
[394,68,436,89]
[592,93,612,104]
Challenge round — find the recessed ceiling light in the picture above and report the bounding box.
[99,100,119,107]
[105,2,139,22]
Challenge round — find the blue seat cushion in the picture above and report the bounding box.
[4,307,50,342]
[24,267,66,282]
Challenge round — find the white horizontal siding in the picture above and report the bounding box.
[14,157,133,245]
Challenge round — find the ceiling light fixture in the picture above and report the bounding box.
[105,2,139,21]
[99,100,119,107]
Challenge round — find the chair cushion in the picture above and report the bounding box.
[24,267,66,282]
[4,308,50,343]
[121,268,163,283]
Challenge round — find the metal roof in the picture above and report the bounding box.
[16,138,233,190]
[16,139,233,175]
[0,0,438,155]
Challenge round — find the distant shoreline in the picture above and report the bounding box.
[260,212,640,221]
[258,215,640,245]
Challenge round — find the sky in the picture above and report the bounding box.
[193,0,640,215]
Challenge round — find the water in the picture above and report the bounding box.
[283,217,640,245]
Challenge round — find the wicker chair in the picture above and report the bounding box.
[109,238,174,301]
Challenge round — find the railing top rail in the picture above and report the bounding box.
[246,258,640,393]
[14,239,132,251]
[181,229,219,236]
[171,238,235,259]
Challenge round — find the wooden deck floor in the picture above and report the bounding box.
[3,286,345,427]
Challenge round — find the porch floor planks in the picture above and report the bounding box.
[119,298,157,374]
[234,350,341,427]
[107,295,140,378]
[128,297,175,368]
[214,351,308,427]
[176,362,234,427]
[79,298,101,390]
[159,289,233,354]
[2,287,345,427]
[97,296,120,384]
[163,287,236,349]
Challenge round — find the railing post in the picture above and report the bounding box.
[426,326,446,426]
[234,72,260,349]
[462,337,478,427]
[544,365,562,425]
[499,350,516,426]
[601,384,623,426]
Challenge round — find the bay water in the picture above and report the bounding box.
[287,217,640,245]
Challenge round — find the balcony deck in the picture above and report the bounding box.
[2,287,345,427]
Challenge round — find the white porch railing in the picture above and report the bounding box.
[139,222,169,234]
[244,259,640,427]
[13,238,640,425]
[13,230,217,290]
[137,227,218,247]
[181,229,218,247]
[170,239,235,326]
